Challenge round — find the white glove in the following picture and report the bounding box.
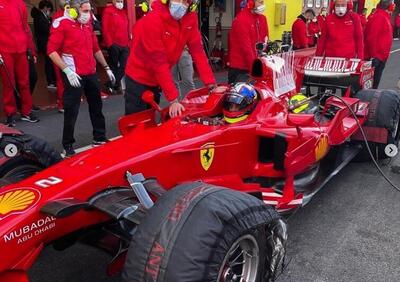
[0,54,3,65]
[105,66,116,85]
[62,67,81,88]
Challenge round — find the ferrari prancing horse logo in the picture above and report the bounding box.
[200,143,215,171]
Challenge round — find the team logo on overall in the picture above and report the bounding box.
[200,142,215,171]
[315,135,329,161]
[0,188,40,220]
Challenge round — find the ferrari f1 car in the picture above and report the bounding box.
[0,49,399,282]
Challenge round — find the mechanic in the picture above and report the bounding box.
[223,82,258,124]
[316,0,364,59]
[124,0,215,117]
[102,0,130,94]
[360,8,368,30]
[48,0,115,157]
[292,9,315,50]
[0,0,40,127]
[307,13,321,48]
[228,0,269,84]
[317,7,327,23]
[31,0,56,89]
[364,0,395,89]
[52,0,69,113]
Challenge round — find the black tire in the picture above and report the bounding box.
[0,156,42,187]
[0,134,61,187]
[122,182,286,282]
[353,89,400,162]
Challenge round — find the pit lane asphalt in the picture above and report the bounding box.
[23,41,400,282]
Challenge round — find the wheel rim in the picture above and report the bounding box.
[2,164,41,184]
[217,234,260,282]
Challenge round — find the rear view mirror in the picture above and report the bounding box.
[142,91,161,112]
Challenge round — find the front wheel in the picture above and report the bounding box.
[122,182,287,282]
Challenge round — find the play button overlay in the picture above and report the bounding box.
[4,144,18,158]
[385,144,398,158]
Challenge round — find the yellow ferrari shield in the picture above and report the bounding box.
[315,135,329,161]
[200,143,215,171]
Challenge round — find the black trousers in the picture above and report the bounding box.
[44,54,56,85]
[62,73,106,147]
[108,44,129,88]
[371,58,386,89]
[228,67,249,84]
[125,75,161,115]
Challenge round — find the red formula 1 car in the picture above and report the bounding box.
[0,50,399,282]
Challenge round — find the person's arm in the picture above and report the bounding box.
[22,2,37,60]
[47,20,65,69]
[364,17,379,59]
[137,17,180,102]
[101,9,113,48]
[186,14,216,86]
[352,14,364,59]
[315,20,327,56]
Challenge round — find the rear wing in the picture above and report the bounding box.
[304,56,372,78]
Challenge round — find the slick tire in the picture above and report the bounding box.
[122,182,287,282]
[0,134,61,187]
[353,89,400,162]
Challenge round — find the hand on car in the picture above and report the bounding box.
[169,101,185,118]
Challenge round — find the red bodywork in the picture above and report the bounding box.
[0,54,372,280]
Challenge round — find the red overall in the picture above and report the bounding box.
[0,0,34,116]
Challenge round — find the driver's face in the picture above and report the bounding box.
[227,104,241,112]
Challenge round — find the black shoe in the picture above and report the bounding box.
[92,139,110,146]
[21,113,39,123]
[5,115,16,127]
[63,145,76,157]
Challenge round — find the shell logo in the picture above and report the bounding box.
[0,188,40,220]
[315,135,329,161]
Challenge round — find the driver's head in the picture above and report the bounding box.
[223,83,257,124]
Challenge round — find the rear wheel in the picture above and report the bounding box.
[122,182,287,282]
[353,89,400,161]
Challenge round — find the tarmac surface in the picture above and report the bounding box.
[18,41,400,281]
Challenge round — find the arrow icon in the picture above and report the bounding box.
[4,144,18,158]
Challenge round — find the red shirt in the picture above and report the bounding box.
[307,20,320,47]
[47,16,100,76]
[292,16,309,49]
[0,0,36,54]
[364,8,393,61]
[125,1,215,102]
[101,4,129,48]
[316,12,364,59]
[229,8,269,71]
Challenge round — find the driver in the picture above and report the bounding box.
[223,83,258,123]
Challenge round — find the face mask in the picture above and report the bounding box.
[78,12,90,24]
[254,4,265,14]
[45,10,51,17]
[321,11,327,16]
[115,2,124,10]
[169,3,188,20]
[312,18,317,22]
[335,6,347,17]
